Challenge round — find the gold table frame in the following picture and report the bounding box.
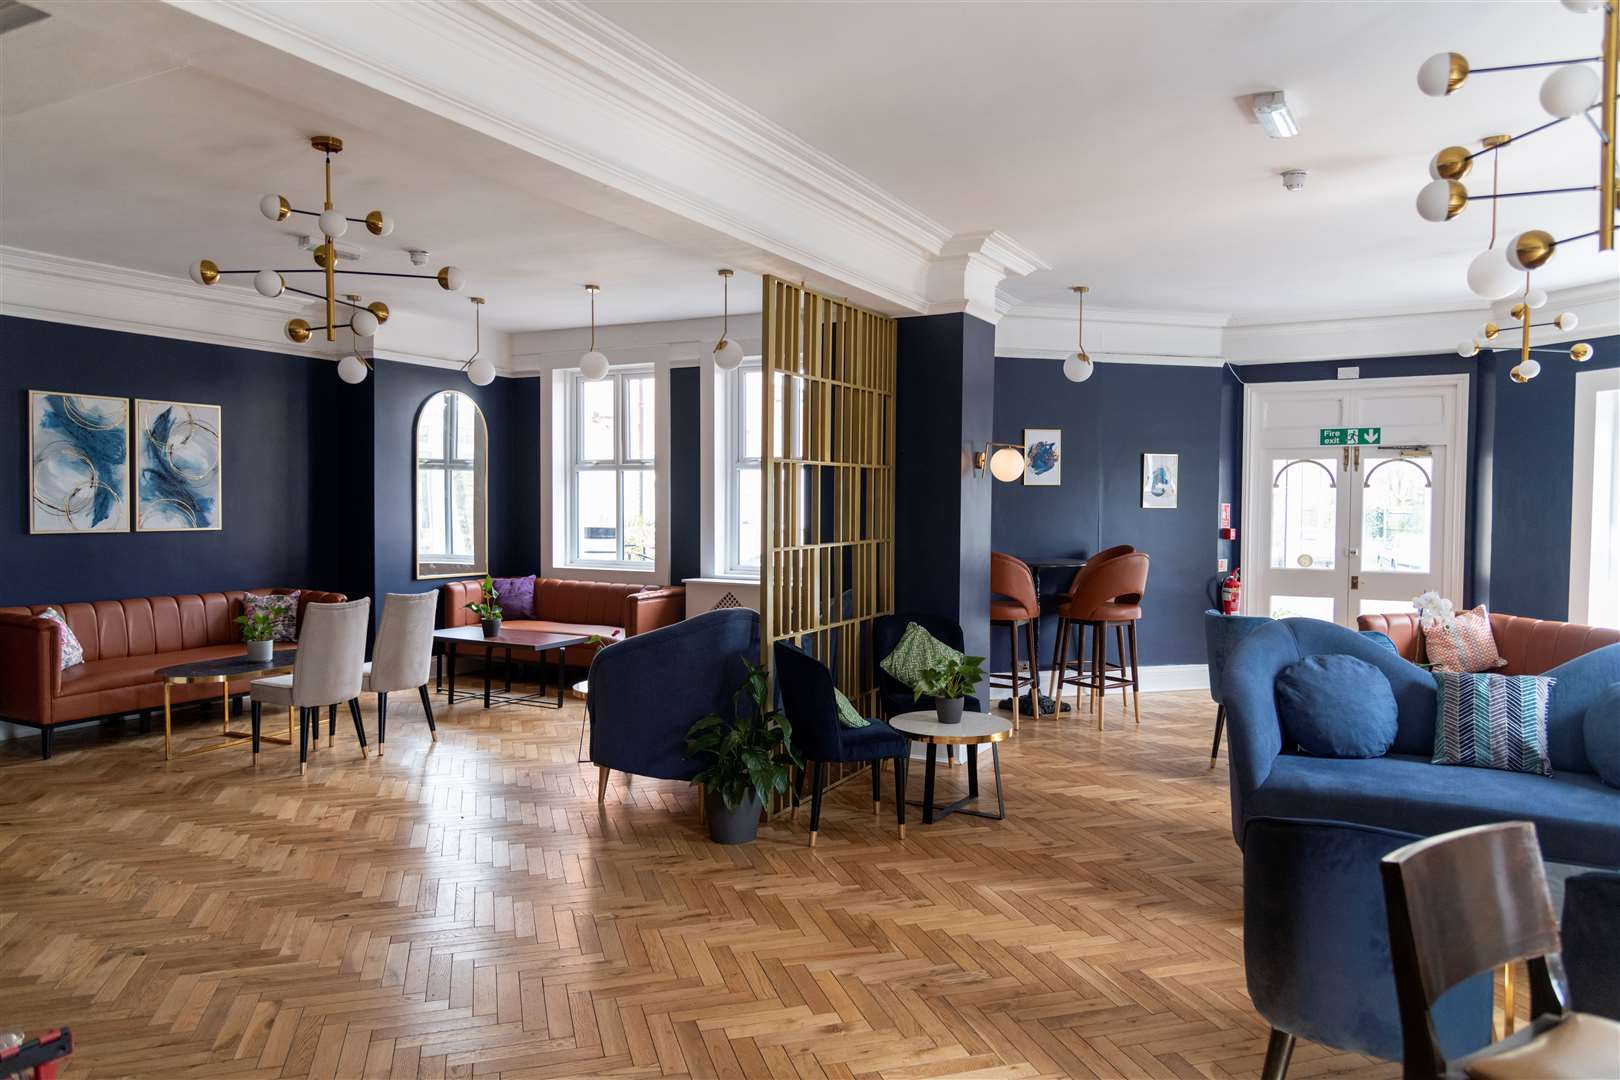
[160,653,298,760]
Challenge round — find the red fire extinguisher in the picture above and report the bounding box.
[1220,567,1242,615]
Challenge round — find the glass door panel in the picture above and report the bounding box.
[1353,449,1443,617]
[1260,453,1349,622]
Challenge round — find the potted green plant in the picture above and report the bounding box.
[464,575,503,637]
[684,658,802,844]
[915,653,986,725]
[235,610,278,663]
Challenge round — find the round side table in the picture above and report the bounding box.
[888,710,1010,824]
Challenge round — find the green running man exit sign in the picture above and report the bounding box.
[1318,427,1382,446]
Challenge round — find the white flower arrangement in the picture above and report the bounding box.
[1413,591,1457,632]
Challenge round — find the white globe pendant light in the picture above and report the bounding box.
[1417,52,1469,97]
[318,209,349,239]
[711,268,745,371]
[1523,286,1548,309]
[259,194,290,222]
[1416,179,1467,221]
[460,297,496,386]
[579,284,609,380]
[1554,312,1579,331]
[349,307,380,337]
[1539,64,1599,118]
[989,446,1026,482]
[336,354,369,384]
[468,356,496,387]
[1467,247,1519,298]
[1063,285,1096,383]
[1457,340,1480,358]
[253,269,285,298]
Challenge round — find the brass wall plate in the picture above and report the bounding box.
[309,135,344,154]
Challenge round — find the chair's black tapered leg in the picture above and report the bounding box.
[328,703,337,739]
[792,762,808,822]
[808,761,826,846]
[349,698,368,756]
[871,757,882,815]
[418,683,437,738]
[894,753,907,838]
[377,692,388,751]
[1210,703,1225,767]
[298,708,309,769]
[1261,1029,1295,1080]
[251,700,262,755]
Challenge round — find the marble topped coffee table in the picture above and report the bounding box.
[888,710,1010,824]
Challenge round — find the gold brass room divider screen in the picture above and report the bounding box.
[760,276,896,800]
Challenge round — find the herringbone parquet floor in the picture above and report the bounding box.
[0,684,1402,1079]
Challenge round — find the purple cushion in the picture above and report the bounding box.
[490,576,535,620]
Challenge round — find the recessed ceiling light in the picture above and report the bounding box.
[1252,91,1299,139]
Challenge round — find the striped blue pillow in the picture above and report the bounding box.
[1433,671,1555,776]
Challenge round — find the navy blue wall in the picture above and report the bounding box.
[3,316,325,605]
[668,365,701,583]
[990,358,1226,669]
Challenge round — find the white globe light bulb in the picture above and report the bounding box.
[1457,340,1480,358]
[349,308,380,337]
[1520,358,1542,380]
[1539,64,1601,118]
[1490,298,1518,321]
[580,349,610,381]
[318,210,349,239]
[188,260,212,286]
[1466,248,1518,299]
[1524,287,1548,310]
[1416,179,1462,222]
[366,210,394,237]
[1417,52,1464,97]
[336,354,368,384]
[1062,352,1095,383]
[438,266,465,292]
[259,194,289,222]
[253,269,284,298]
[1554,312,1579,331]
[467,357,496,386]
[989,446,1025,482]
[713,338,744,371]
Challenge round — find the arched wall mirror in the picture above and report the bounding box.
[414,389,489,579]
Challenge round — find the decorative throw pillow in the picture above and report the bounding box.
[490,576,535,620]
[242,591,300,643]
[880,622,963,691]
[1433,670,1555,777]
[1275,654,1398,758]
[38,607,84,670]
[1423,605,1506,673]
[833,688,870,729]
[1583,683,1620,789]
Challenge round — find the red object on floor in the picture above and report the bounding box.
[0,1027,73,1079]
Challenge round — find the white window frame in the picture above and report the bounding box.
[565,368,657,569]
[1569,367,1620,627]
[723,360,763,577]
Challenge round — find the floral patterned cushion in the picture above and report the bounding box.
[242,591,300,643]
[38,607,84,670]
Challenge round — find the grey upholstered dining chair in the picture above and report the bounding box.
[364,592,438,752]
[249,597,371,771]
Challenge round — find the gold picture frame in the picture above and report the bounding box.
[134,398,223,532]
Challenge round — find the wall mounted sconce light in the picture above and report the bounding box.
[974,442,1027,482]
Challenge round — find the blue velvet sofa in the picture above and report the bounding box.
[1224,618,1620,869]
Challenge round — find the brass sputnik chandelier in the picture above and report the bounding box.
[1414,0,1615,382]
[187,135,466,384]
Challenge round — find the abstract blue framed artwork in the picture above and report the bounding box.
[1142,452,1178,509]
[29,391,130,533]
[1023,427,1061,486]
[135,399,222,531]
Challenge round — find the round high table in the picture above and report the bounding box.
[888,710,1010,824]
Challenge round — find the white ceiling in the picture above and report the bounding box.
[588,0,1619,320]
[0,3,759,335]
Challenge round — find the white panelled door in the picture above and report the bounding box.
[1242,375,1467,627]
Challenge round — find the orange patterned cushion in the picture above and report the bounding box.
[1423,605,1506,673]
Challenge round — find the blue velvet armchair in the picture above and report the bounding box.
[873,614,983,720]
[587,608,759,804]
[774,640,909,846]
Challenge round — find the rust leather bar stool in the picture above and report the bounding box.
[989,552,1040,731]
[1050,552,1149,729]
[1046,545,1133,715]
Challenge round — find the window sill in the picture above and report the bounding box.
[554,563,658,575]
[687,574,760,585]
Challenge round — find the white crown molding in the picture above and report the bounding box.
[1,245,513,374]
[162,0,1043,320]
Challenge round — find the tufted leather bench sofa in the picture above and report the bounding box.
[439,577,684,667]
[1356,611,1619,674]
[0,587,344,758]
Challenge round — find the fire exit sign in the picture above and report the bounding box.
[1319,427,1382,446]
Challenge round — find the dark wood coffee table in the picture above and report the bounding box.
[433,626,591,710]
[155,648,298,760]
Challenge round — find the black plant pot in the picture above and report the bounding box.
[704,789,762,844]
[934,697,965,725]
[481,617,502,638]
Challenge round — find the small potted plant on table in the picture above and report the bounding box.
[915,653,986,725]
[465,575,503,637]
[235,609,278,663]
[685,658,802,844]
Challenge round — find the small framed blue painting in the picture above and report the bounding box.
[1023,428,1061,486]
[29,390,131,533]
[135,399,222,531]
[1142,452,1178,508]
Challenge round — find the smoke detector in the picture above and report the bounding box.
[406,249,430,267]
[1281,169,1308,192]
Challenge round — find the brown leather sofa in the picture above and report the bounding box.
[440,577,685,667]
[0,587,344,758]
[1356,611,1620,674]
